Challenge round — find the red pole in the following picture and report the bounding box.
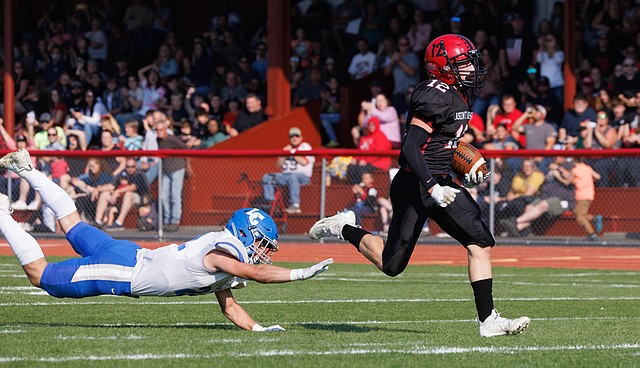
[563,0,576,111]
[266,0,291,118]
[3,0,14,137]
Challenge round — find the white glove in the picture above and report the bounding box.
[290,258,334,280]
[463,171,492,188]
[252,324,286,332]
[430,183,460,207]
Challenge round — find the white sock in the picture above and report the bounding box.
[21,169,77,219]
[0,213,44,266]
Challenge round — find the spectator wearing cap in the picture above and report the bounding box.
[42,125,67,151]
[579,76,597,106]
[262,127,314,214]
[558,93,597,148]
[512,104,558,170]
[612,56,640,96]
[228,93,267,137]
[33,113,67,150]
[348,37,377,80]
[499,12,537,96]
[535,33,564,104]
[70,88,108,147]
[531,76,564,129]
[67,80,86,111]
[582,110,619,186]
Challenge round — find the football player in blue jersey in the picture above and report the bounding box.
[0,149,332,332]
[309,34,530,337]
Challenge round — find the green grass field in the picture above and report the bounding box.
[1,256,640,367]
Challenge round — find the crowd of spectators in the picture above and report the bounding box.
[1,0,640,235]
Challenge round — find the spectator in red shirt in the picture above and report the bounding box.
[486,94,525,146]
[347,116,392,184]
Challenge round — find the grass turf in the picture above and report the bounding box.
[1,256,640,367]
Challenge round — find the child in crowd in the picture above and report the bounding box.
[346,172,379,225]
[571,157,602,240]
[120,120,143,151]
[177,120,199,147]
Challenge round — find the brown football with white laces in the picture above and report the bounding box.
[452,142,488,176]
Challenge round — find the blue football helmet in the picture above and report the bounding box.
[225,208,279,264]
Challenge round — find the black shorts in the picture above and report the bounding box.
[381,170,494,276]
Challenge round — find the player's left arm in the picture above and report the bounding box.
[214,288,258,331]
[206,251,333,283]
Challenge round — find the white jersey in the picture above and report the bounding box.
[282,141,314,177]
[130,229,249,297]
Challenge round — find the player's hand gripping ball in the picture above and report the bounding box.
[452,142,490,187]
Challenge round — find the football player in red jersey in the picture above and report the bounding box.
[310,34,530,337]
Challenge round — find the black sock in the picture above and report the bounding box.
[341,225,370,251]
[471,278,494,322]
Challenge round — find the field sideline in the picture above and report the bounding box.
[2,239,640,270]
[1,240,640,367]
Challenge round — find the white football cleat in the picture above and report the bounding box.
[309,210,356,240]
[0,193,13,215]
[0,149,33,176]
[478,309,530,337]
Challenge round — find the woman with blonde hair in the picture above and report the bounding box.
[100,114,122,144]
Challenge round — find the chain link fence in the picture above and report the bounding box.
[2,150,639,242]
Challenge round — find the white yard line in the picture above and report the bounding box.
[2,296,640,307]
[1,344,639,362]
[4,316,640,330]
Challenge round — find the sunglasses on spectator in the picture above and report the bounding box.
[48,133,57,136]
[289,134,300,138]
[126,165,137,168]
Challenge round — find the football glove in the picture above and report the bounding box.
[430,183,460,207]
[290,258,334,281]
[463,171,492,188]
[252,324,286,332]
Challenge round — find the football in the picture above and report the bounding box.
[452,142,488,176]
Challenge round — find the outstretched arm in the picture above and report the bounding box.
[206,251,333,283]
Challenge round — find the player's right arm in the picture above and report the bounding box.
[402,116,437,192]
[205,251,333,283]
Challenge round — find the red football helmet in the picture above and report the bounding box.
[424,34,486,89]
